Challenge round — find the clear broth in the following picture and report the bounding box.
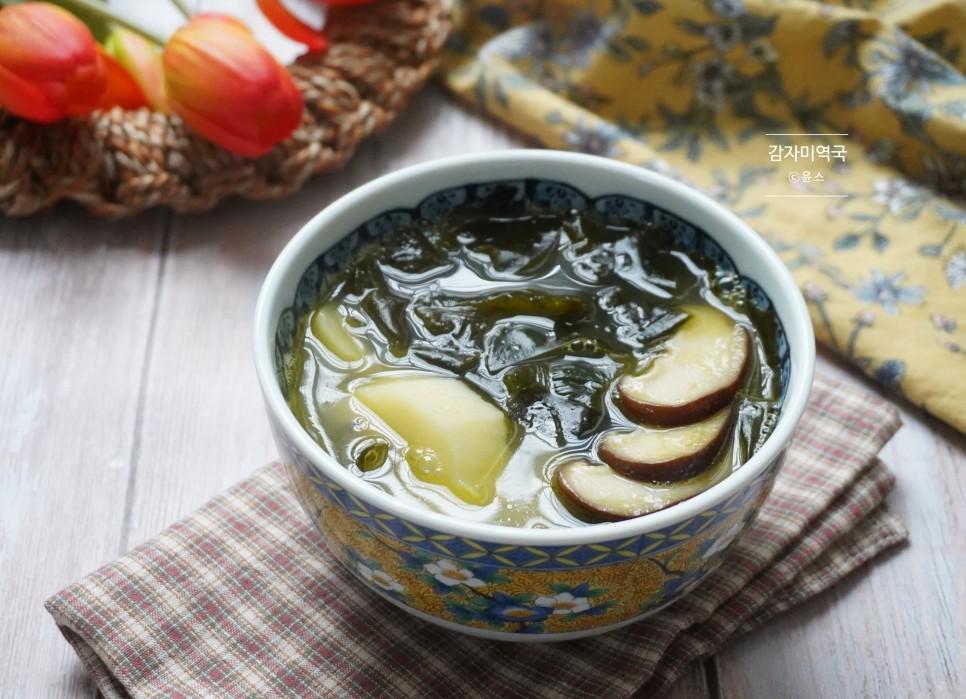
[286,189,782,528]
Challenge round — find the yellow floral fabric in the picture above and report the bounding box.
[440,0,966,434]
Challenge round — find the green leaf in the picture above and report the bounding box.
[686,134,702,162]
[621,35,651,52]
[739,14,778,42]
[871,231,889,252]
[607,40,630,62]
[821,21,857,58]
[708,124,730,151]
[677,19,707,37]
[834,233,861,249]
[660,133,686,151]
[633,1,662,15]
[493,78,509,109]
[739,205,767,218]
[934,204,966,222]
[897,204,924,222]
[474,74,488,107]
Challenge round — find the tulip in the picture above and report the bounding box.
[162,14,303,158]
[0,2,106,123]
[256,0,328,53]
[104,28,168,112]
[96,46,150,110]
[310,0,380,6]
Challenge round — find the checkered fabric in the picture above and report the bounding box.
[46,375,907,698]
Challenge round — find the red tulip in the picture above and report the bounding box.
[0,2,107,123]
[104,28,168,112]
[256,0,328,53]
[311,0,381,6]
[162,14,304,158]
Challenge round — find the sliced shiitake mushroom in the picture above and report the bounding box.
[554,459,711,523]
[597,407,732,482]
[617,304,750,426]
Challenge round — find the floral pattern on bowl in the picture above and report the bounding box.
[278,412,784,637]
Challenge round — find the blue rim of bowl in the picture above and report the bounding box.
[253,150,815,547]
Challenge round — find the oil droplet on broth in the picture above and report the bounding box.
[407,447,443,478]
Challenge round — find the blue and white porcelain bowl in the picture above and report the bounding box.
[254,150,815,641]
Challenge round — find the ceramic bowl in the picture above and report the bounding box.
[254,150,815,641]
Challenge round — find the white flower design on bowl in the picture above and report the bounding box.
[533,591,592,616]
[357,562,404,594]
[424,559,487,588]
[700,521,745,560]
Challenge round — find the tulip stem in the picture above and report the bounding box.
[170,0,193,20]
[52,0,168,46]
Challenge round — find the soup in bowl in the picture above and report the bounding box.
[254,150,814,640]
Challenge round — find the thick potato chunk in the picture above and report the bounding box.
[354,374,512,505]
[311,302,365,362]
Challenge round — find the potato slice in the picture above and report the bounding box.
[598,407,732,482]
[554,459,710,522]
[617,304,749,425]
[354,374,512,506]
[311,302,365,362]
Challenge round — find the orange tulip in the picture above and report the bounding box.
[0,2,106,123]
[96,47,150,110]
[162,14,303,158]
[104,28,168,112]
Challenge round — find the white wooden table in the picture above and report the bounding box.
[2,85,964,698]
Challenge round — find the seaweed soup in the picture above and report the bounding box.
[286,186,782,528]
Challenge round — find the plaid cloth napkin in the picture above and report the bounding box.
[46,375,907,698]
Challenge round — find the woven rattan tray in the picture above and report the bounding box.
[0,0,450,217]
